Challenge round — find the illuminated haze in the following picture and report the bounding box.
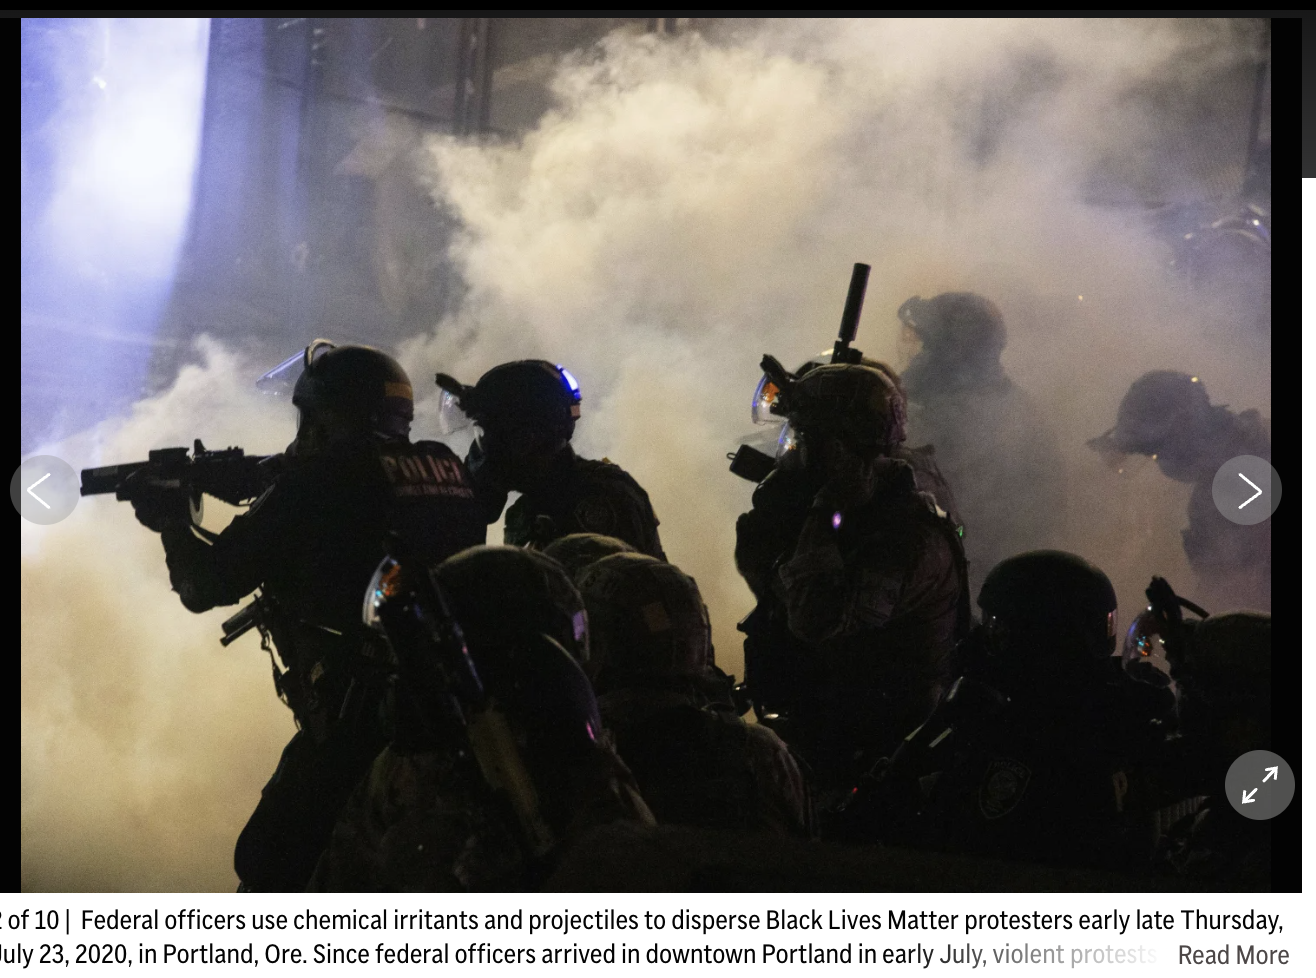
[22,19,1269,890]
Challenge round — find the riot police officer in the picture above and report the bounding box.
[898,292,1066,601]
[436,360,665,558]
[576,552,811,837]
[735,362,969,794]
[1090,370,1271,612]
[130,342,486,891]
[309,546,653,891]
[854,551,1170,870]
[750,353,963,534]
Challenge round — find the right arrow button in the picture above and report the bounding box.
[1212,455,1280,525]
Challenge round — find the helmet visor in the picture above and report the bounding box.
[256,350,305,397]
[362,556,404,631]
[1121,608,1172,685]
[751,374,783,425]
[436,385,475,435]
[256,340,337,397]
[775,421,799,460]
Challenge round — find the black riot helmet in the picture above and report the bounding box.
[978,550,1118,660]
[574,553,714,692]
[291,340,414,439]
[781,362,906,459]
[438,360,581,450]
[1107,370,1211,456]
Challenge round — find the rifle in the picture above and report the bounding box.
[729,262,871,483]
[366,547,557,860]
[80,439,278,507]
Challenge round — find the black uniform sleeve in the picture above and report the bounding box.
[157,479,291,613]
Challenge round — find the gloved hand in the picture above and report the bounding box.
[812,437,879,514]
[125,471,191,533]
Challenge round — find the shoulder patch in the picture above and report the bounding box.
[574,495,618,535]
[978,757,1031,820]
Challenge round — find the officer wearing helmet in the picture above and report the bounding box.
[736,360,969,795]
[759,353,963,532]
[1090,370,1271,612]
[850,551,1171,870]
[574,553,811,837]
[130,341,486,891]
[309,546,653,891]
[436,360,666,558]
[897,292,1066,601]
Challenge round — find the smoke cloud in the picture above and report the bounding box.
[22,18,1269,890]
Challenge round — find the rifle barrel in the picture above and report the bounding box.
[837,262,871,345]
[80,461,148,497]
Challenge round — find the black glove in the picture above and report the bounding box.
[125,472,191,533]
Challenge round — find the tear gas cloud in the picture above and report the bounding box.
[22,18,1269,890]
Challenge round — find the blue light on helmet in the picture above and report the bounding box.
[557,365,582,403]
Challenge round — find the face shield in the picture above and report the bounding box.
[752,350,832,426]
[362,556,404,631]
[751,375,783,426]
[435,385,475,435]
[256,339,337,397]
[775,422,800,460]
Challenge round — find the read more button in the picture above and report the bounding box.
[1179,945,1289,965]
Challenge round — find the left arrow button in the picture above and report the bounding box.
[13,456,80,525]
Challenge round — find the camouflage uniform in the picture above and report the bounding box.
[769,458,966,788]
[502,447,666,559]
[309,738,652,892]
[309,545,655,892]
[597,687,811,837]
[577,553,811,836]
